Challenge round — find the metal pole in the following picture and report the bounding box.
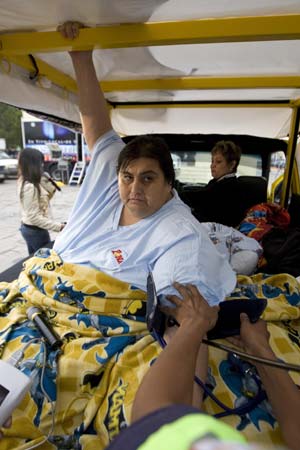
[281,105,300,208]
[76,132,83,162]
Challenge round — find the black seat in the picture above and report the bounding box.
[179,176,267,227]
[236,176,267,212]
[288,193,300,228]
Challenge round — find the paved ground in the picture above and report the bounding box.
[0,179,80,273]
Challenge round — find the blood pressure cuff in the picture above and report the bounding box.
[106,404,247,450]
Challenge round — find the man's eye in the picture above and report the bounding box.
[143,176,153,182]
[123,175,132,181]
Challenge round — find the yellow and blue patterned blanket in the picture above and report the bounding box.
[0,249,299,449]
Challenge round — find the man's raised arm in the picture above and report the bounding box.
[58,22,112,151]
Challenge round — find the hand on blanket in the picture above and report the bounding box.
[228,313,274,359]
[161,283,219,334]
[0,417,12,439]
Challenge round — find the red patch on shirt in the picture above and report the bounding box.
[112,249,124,264]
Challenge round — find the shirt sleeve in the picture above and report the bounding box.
[54,130,124,255]
[64,130,124,219]
[152,233,236,306]
[21,183,62,232]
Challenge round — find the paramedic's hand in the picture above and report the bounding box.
[161,283,219,334]
[0,417,12,439]
[228,313,274,359]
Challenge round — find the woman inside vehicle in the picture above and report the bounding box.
[18,147,65,254]
[188,141,243,227]
[53,21,236,305]
[209,140,241,185]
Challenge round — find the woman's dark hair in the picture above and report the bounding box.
[211,140,242,173]
[117,135,175,187]
[18,147,44,197]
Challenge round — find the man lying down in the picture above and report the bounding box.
[0,21,299,450]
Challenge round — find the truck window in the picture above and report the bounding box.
[172,151,262,185]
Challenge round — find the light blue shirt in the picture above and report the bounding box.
[54,130,236,305]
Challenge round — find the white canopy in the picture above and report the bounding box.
[1,0,300,138]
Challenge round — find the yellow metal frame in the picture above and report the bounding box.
[292,165,300,195]
[4,54,300,97]
[101,76,300,92]
[1,14,300,100]
[1,14,300,55]
[269,174,284,203]
[1,13,300,204]
[5,55,77,93]
[112,102,290,109]
[280,106,300,206]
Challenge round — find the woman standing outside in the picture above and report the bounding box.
[18,148,65,255]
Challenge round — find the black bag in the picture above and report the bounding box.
[261,227,300,277]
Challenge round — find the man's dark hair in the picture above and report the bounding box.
[211,140,242,173]
[117,135,175,187]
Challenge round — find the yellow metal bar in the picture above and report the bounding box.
[6,55,77,93]
[292,164,300,194]
[1,14,300,55]
[112,102,290,109]
[101,76,300,92]
[269,174,284,203]
[291,98,300,107]
[5,54,300,98]
[280,106,300,206]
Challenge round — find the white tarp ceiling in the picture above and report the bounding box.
[1,0,300,138]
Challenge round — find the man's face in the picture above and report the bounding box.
[210,151,235,180]
[118,157,172,224]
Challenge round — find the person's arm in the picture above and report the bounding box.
[131,283,219,423]
[229,314,300,450]
[163,318,208,409]
[58,22,112,151]
[153,232,236,307]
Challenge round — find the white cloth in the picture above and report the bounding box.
[54,130,236,304]
[18,175,61,232]
[201,222,263,275]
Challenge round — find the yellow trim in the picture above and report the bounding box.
[6,55,300,96]
[112,102,290,109]
[101,76,300,92]
[1,14,300,55]
[269,174,284,203]
[8,55,77,93]
[4,55,300,102]
[292,164,300,194]
[291,99,300,107]
[280,106,299,206]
